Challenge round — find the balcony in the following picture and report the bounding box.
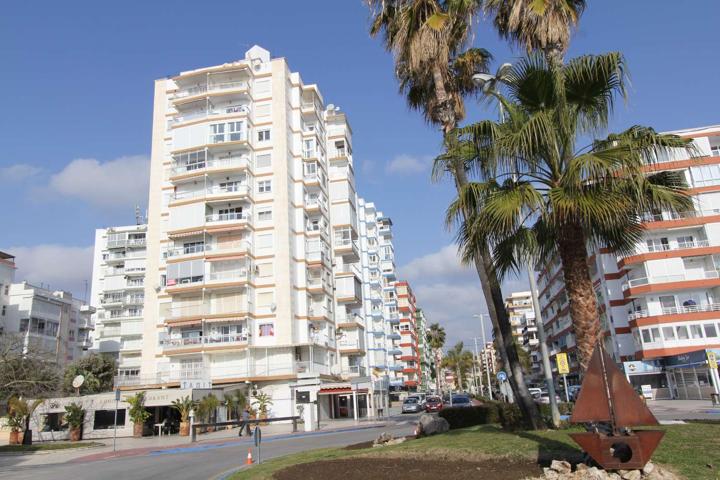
[207,269,250,284]
[307,275,332,292]
[334,263,361,278]
[334,238,359,260]
[303,170,327,186]
[173,81,251,102]
[338,338,364,353]
[170,105,250,126]
[304,196,328,214]
[164,300,251,322]
[387,315,400,325]
[171,184,251,203]
[208,129,249,146]
[205,211,252,225]
[165,241,251,260]
[295,361,330,376]
[629,302,720,321]
[640,209,720,228]
[342,365,367,377]
[622,270,720,293]
[329,148,348,159]
[169,156,252,180]
[336,314,364,328]
[107,237,146,249]
[159,333,249,352]
[620,240,714,268]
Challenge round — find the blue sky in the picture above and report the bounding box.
[1,1,719,346]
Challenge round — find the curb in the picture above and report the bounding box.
[0,443,105,457]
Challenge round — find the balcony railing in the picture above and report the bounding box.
[640,209,720,223]
[295,361,330,375]
[159,333,249,349]
[342,365,367,377]
[174,81,250,99]
[207,269,250,283]
[173,184,251,201]
[165,241,251,259]
[303,170,327,185]
[632,239,711,254]
[171,105,250,125]
[334,263,361,277]
[206,212,251,223]
[628,302,720,320]
[623,270,720,290]
[165,300,251,320]
[170,156,252,177]
[338,339,362,350]
[208,130,248,145]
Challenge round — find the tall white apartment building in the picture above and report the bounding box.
[0,251,94,366]
[536,125,720,400]
[505,291,541,380]
[90,225,147,380]
[135,46,381,417]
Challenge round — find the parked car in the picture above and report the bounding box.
[401,397,423,413]
[446,395,473,408]
[424,396,443,412]
[528,387,542,397]
[568,385,581,402]
[533,390,561,405]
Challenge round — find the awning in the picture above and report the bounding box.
[318,386,369,395]
[168,229,204,238]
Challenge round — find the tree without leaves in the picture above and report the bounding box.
[446,53,695,369]
[368,0,543,429]
[0,334,61,406]
[62,353,117,395]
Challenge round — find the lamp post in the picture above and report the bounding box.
[473,314,493,400]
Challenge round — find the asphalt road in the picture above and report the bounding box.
[0,416,419,480]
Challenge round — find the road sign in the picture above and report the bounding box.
[254,426,262,464]
[708,351,718,369]
[556,353,570,375]
[496,371,507,382]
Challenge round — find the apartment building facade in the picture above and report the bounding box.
[415,308,433,391]
[90,224,148,381]
[505,291,541,380]
[394,281,424,389]
[536,125,720,400]
[120,45,424,419]
[0,251,94,366]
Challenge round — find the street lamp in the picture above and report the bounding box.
[472,314,493,400]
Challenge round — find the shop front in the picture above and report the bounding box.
[664,348,720,400]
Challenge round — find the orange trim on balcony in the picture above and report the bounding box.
[605,270,627,280]
[629,309,720,327]
[642,155,720,173]
[619,246,720,269]
[636,343,720,360]
[610,298,630,307]
[642,213,720,231]
[615,327,632,335]
[624,278,720,298]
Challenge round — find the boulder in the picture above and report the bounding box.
[620,470,641,480]
[550,460,572,475]
[373,431,393,446]
[642,463,655,475]
[417,413,449,437]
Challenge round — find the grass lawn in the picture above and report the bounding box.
[230,423,720,480]
[0,441,103,453]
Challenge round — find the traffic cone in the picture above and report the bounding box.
[246,448,253,465]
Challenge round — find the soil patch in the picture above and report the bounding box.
[273,457,542,480]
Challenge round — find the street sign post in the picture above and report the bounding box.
[556,353,570,402]
[496,371,507,382]
[113,388,120,452]
[708,352,718,370]
[254,426,262,464]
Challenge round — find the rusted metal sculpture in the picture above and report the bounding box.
[569,343,664,470]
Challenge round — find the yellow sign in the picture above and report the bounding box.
[708,352,718,370]
[556,353,570,375]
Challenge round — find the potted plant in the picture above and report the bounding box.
[251,392,273,424]
[64,402,85,442]
[5,408,23,445]
[197,395,220,432]
[7,397,44,445]
[126,392,151,437]
[170,396,196,437]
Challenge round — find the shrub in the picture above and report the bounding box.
[438,402,527,431]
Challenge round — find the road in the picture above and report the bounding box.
[0,416,419,480]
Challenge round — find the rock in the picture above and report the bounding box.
[543,467,560,479]
[417,413,449,436]
[642,462,655,475]
[620,470,641,480]
[386,437,406,445]
[373,431,393,445]
[576,464,589,472]
[607,474,622,480]
[551,460,572,474]
[586,466,608,480]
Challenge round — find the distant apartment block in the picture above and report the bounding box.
[505,291,541,380]
[536,125,720,400]
[90,224,147,380]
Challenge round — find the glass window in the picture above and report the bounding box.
[255,153,271,168]
[259,323,274,336]
[257,208,272,222]
[257,129,271,142]
[258,180,272,193]
[94,410,126,430]
[650,327,660,342]
[704,323,718,338]
[662,326,676,341]
[676,325,689,340]
[690,324,704,339]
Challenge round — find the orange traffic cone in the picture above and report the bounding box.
[246,448,253,465]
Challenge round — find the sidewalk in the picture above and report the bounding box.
[648,399,720,420]
[0,418,390,469]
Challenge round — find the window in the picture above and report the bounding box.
[254,79,271,95]
[257,129,271,142]
[94,409,126,429]
[676,235,695,248]
[228,121,245,141]
[676,325,689,340]
[646,237,669,252]
[256,234,273,250]
[219,181,240,193]
[257,292,274,307]
[3,285,7,295]
[68,329,76,341]
[210,123,226,143]
[256,263,273,277]
[258,180,272,193]
[259,323,274,336]
[42,413,67,432]
[690,324,704,339]
[641,327,660,343]
[704,323,718,338]
[662,326,676,341]
[255,153,271,168]
[1,305,5,316]
[174,149,206,172]
[255,103,271,118]
[257,208,272,222]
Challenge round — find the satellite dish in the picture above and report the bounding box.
[330,364,341,376]
[72,375,85,389]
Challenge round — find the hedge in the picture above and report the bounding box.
[438,401,574,431]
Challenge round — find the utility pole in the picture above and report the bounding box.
[473,337,484,397]
[527,268,560,427]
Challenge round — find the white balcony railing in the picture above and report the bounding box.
[174,81,250,100]
[208,269,250,283]
[628,302,720,320]
[209,130,248,145]
[206,212,251,223]
[171,105,250,125]
[640,209,720,223]
[173,184,250,201]
[622,270,720,291]
[159,333,249,349]
[165,300,251,320]
[170,156,252,177]
[633,239,710,254]
[165,241,251,259]
[334,263,361,277]
[342,365,367,377]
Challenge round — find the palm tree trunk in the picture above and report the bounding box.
[556,221,601,371]
[453,166,543,429]
[435,351,442,394]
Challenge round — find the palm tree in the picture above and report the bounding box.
[484,0,586,67]
[368,0,543,429]
[425,323,446,394]
[441,342,474,391]
[447,53,694,370]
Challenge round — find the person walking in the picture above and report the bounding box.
[238,407,251,436]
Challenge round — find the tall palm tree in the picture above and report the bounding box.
[441,342,474,390]
[447,53,694,369]
[368,0,543,429]
[484,0,586,67]
[426,322,446,394]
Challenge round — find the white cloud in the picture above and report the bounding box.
[0,164,43,183]
[399,244,529,349]
[49,155,150,208]
[7,245,94,299]
[385,154,432,174]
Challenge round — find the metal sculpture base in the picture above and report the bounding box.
[569,430,665,470]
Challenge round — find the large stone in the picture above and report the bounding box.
[551,460,572,474]
[620,470,641,480]
[417,413,449,436]
[642,462,655,475]
[373,431,393,445]
[543,467,560,479]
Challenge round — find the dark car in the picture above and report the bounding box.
[425,396,443,412]
[401,396,423,413]
[446,395,473,408]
